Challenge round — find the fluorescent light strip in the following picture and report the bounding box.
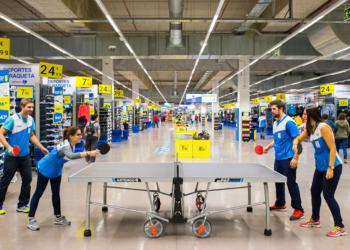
[11,56,31,64]
[179,0,225,105]
[94,0,168,104]
[211,0,348,94]
[0,12,160,107]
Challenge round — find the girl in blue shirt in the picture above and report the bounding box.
[292,107,346,237]
[27,126,99,231]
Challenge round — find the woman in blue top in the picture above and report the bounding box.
[292,107,346,237]
[27,126,99,231]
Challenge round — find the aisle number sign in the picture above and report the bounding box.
[98,84,112,94]
[39,62,63,79]
[134,98,142,104]
[17,86,33,99]
[224,103,236,109]
[76,76,92,88]
[0,37,10,60]
[63,95,71,105]
[320,84,334,95]
[0,97,10,124]
[53,104,63,123]
[264,96,273,103]
[276,93,286,101]
[128,106,133,111]
[114,90,124,98]
[339,99,349,107]
[251,98,260,105]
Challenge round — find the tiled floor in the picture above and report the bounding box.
[0,122,349,250]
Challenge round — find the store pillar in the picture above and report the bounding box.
[102,57,115,127]
[132,80,140,100]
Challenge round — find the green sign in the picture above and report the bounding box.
[345,5,350,21]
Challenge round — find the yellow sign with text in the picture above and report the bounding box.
[0,97,10,110]
[76,76,92,88]
[0,37,10,60]
[251,98,260,105]
[39,62,63,79]
[264,96,273,103]
[98,84,112,94]
[224,103,236,109]
[103,103,111,108]
[134,98,142,104]
[17,86,33,99]
[339,99,348,107]
[128,106,133,111]
[276,93,286,101]
[63,95,71,105]
[54,104,63,114]
[114,90,124,98]
[320,84,335,95]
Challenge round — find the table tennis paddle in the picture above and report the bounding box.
[255,145,264,155]
[97,142,110,155]
[13,145,20,156]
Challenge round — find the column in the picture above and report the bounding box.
[211,81,220,136]
[132,80,140,100]
[236,56,250,142]
[102,58,114,132]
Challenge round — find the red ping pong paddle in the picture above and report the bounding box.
[255,145,264,155]
[13,145,20,156]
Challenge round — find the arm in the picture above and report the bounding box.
[97,129,101,140]
[30,133,49,155]
[321,125,337,180]
[263,140,274,154]
[0,127,13,155]
[58,143,99,159]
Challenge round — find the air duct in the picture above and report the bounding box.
[168,0,184,49]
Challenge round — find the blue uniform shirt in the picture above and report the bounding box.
[3,113,35,157]
[273,115,300,160]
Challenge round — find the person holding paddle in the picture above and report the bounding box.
[0,99,48,215]
[27,126,99,231]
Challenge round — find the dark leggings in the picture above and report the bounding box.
[311,166,344,227]
[29,172,61,218]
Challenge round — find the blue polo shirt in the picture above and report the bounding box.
[2,113,35,157]
[273,115,299,161]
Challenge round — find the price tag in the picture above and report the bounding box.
[63,95,71,105]
[134,98,142,104]
[264,96,273,103]
[339,99,348,107]
[224,103,236,109]
[90,106,95,115]
[103,103,111,108]
[128,106,133,111]
[251,98,260,105]
[114,90,124,98]
[39,62,63,79]
[276,93,286,101]
[320,84,335,95]
[0,38,10,60]
[17,86,33,99]
[76,76,92,88]
[53,104,63,123]
[98,84,112,94]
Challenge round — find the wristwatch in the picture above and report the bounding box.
[328,165,335,170]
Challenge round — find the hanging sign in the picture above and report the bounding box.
[98,84,112,94]
[43,77,75,95]
[39,62,63,79]
[0,69,9,97]
[128,106,133,111]
[251,98,260,105]
[276,93,286,101]
[17,86,33,99]
[0,97,10,124]
[264,96,273,103]
[339,99,349,107]
[114,90,124,98]
[63,95,71,105]
[320,83,335,95]
[53,104,63,123]
[103,103,111,108]
[0,37,10,60]
[134,98,142,104]
[76,76,92,88]
[0,64,39,86]
[53,86,63,96]
[224,103,236,109]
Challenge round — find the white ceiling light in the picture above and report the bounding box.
[94,0,168,104]
[179,0,226,105]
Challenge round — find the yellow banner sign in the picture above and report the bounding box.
[0,97,10,110]
[251,98,260,105]
[39,62,63,79]
[320,84,335,95]
[54,104,63,114]
[0,37,10,60]
[128,106,133,111]
[103,103,111,108]
[276,93,286,101]
[264,96,273,103]
[76,76,92,88]
[339,99,348,107]
[17,86,33,99]
[63,95,71,105]
[134,98,142,104]
[98,84,112,94]
[224,103,236,109]
[114,90,124,98]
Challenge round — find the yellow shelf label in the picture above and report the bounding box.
[339,99,348,107]
[76,76,92,88]
[114,90,124,98]
[17,86,33,99]
[264,96,273,103]
[251,98,260,105]
[63,95,71,105]
[320,84,335,95]
[276,93,286,101]
[0,37,10,60]
[39,62,63,79]
[98,84,112,94]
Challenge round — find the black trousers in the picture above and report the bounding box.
[0,156,32,208]
[29,172,61,218]
[85,136,98,162]
[311,166,344,227]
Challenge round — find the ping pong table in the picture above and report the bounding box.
[69,162,286,238]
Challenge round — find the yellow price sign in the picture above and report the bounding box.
[54,104,63,114]
[63,95,71,105]
[39,62,63,79]
[0,37,10,60]
[17,86,33,99]
[90,106,95,115]
[103,103,111,108]
[224,103,236,109]
[251,98,260,105]
[0,97,10,110]
[128,106,133,111]
[76,76,92,88]
[114,90,124,98]
[134,98,142,104]
[339,99,348,107]
[276,93,286,101]
[264,96,273,103]
[98,84,112,94]
[320,84,335,95]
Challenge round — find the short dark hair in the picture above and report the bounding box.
[338,113,346,120]
[20,98,34,108]
[270,100,285,111]
[321,113,329,120]
[306,107,322,136]
[91,114,98,121]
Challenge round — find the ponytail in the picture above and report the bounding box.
[63,126,81,141]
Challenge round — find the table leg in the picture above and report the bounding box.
[247,182,253,212]
[102,182,108,212]
[84,182,92,237]
[263,182,272,236]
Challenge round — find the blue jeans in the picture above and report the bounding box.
[336,139,348,160]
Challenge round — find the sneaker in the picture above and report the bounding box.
[27,218,40,231]
[344,160,347,164]
[270,204,287,211]
[54,215,71,226]
[0,207,6,215]
[11,173,17,183]
[327,226,347,237]
[300,218,321,228]
[16,205,30,213]
[290,210,304,221]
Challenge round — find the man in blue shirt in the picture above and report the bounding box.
[0,99,48,215]
[264,100,304,221]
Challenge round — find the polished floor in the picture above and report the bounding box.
[0,122,349,250]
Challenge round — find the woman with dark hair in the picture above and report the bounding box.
[27,126,99,231]
[292,107,346,237]
[335,113,350,163]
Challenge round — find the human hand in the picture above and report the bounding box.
[89,150,100,157]
[290,158,298,169]
[7,146,14,156]
[325,168,334,180]
[263,146,269,154]
[42,148,49,155]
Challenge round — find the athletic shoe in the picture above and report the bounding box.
[300,218,321,228]
[54,215,71,226]
[27,218,40,231]
[290,210,304,221]
[327,226,347,237]
[16,205,30,213]
[270,204,287,211]
[0,206,6,215]
[344,160,347,164]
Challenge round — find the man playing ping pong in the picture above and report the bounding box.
[0,99,49,215]
[263,100,304,221]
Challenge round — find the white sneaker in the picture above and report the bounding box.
[54,215,71,226]
[11,173,17,183]
[27,218,40,231]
